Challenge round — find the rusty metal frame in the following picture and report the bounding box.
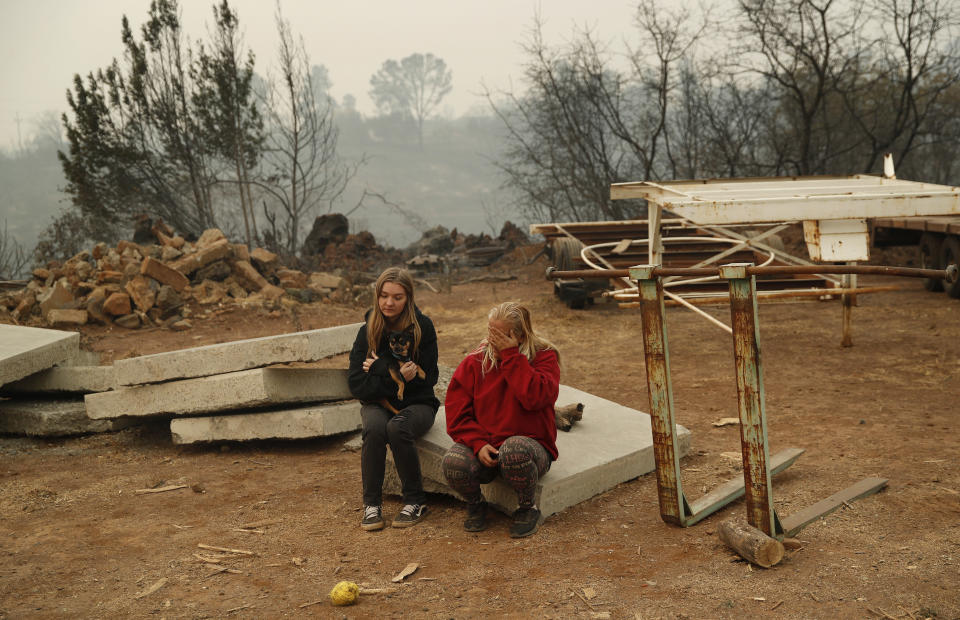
[617,262,940,536]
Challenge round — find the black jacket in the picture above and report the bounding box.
[347,306,440,411]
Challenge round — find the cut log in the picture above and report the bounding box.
[718,519,784,567]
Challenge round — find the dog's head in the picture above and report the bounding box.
[387,328,415,362]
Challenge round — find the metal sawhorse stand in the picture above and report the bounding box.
[549,262,956,539]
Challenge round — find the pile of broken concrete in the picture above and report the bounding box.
[0,323,365,444]
[0,228,355,331]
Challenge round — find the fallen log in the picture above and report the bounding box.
[718,519,784,568]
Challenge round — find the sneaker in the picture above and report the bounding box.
[391,503,427,528]
[509,506,541,538]
[361,505,385,531]
[464,501,488,532]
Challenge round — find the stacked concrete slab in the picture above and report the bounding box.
[86,323,365,443]
[384,384,692,519]
[0,325,123,436]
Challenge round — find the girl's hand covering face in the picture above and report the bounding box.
[487,324,518,352]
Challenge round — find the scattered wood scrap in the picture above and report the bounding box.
[240,518,282,529]
[197,543,254,556]
[391,562,419,582]
[134,484,187,495]
[134,577,168,599]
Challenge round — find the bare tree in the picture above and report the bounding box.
[256,9,358,257]
[0,220,28,280]
[369,53,452,149]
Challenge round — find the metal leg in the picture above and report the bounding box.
[720,263,784,538]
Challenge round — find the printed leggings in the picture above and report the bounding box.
[441,436,550,509]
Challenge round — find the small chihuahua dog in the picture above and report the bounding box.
[374,326,425,414]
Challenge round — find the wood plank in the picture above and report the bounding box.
[781,477,888,537]
[685,448,804,525]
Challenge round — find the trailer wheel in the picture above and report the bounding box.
[939,235,960,299]
[551,237,585,272]
[919,233,944,292]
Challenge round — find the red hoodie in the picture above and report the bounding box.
[445,346,560,460]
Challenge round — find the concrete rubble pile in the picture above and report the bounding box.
[0,225,363,331]
[0,323,366,443]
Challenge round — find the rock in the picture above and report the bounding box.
[194,280,228,305]
[114,313,141,329]
[170,319,192,331]
[85,289,110,324]
[169,239,233,275]
[74,260,93,281]
[232,260,269,291]
[151,217,174,239]
[155,285,183,318]
[140,256,189,292]
[301,213,348,256]
[91,242,109,260]
[160,245,182,261]
[12,292,36,321]
[308,272,343,290]
[125,275,156,312]
[249,247,279,277]
[194,260,232,282]
[47,309,88,327]
[277,269,308,289]
[223,278,247,299]
[32,267,52,281]
[117,240,144,259]
[97,270,124,284]
[132,214,155,245]
[39,280,75,319]
[122,262,140,282]
[232,244,250,262]
[261,284,285,301]
[196,228,226,248]
[102,292,132,316]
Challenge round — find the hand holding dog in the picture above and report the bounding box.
[399,361,419,381]
[362,351,378,372]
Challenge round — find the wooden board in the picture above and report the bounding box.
[780,477,888,537]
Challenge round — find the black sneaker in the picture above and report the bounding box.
[464,501,488,532]
[392,503,427,528]
[361,505,385,531]
[509,507,541,538]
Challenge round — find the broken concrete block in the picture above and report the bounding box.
[277,269,308,289]
[46,309,88,327]
[170,400,361,444]
[196,228,226,247]
[0,325,80,387]
[38,280,74,319]
[383,384,692,519]
[114,322,361,386]
[102,292,132,316]
[170,239,232,276]
[85,367,351,419]
[140,256,189,292]
[1,364,116,394]
[125,275,156,312]
[309,272,343,290]
[232,260,269,291]
[0,398,133,437]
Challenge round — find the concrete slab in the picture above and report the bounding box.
[170,400,361,444]
[384,384,692,518]
[114,322,362,386]
[85,367,351,419]
[1,365,116,394]
[0,325,80,387]
[0,398,133,436]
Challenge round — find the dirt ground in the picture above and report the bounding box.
[1,247,958,619]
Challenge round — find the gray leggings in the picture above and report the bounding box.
[441,436,550,509]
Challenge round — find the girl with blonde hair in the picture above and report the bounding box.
[442,301,560,538]
[348,267,439,531]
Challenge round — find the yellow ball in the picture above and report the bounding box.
[329,580,360,606]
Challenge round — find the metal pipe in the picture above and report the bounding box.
[546,263,958,281]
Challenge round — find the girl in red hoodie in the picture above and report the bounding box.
[442,301,560,538]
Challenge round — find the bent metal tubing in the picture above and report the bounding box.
[547,263,959,283]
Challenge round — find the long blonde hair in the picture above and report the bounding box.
[480,301,559,374]
[366,267,422,359]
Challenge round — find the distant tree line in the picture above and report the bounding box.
[491,0,960,223]
[47,0,453,264]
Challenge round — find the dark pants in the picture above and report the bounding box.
[441,435,551,509]
[361,403,436,506]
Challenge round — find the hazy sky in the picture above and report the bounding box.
[0,0,641,151]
